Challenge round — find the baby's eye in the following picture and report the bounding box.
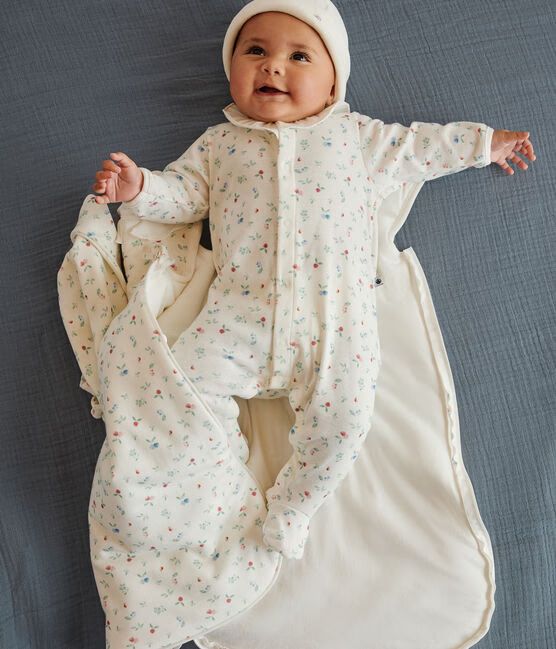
[292,52,310,62]
[246,46,264,55]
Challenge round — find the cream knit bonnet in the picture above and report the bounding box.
[221,0,351,104]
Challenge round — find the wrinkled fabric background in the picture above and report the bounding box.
[1,1,554,647]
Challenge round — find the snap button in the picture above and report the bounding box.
[375,277,382,285]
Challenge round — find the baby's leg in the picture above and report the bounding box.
[170,302,267,464]
[262,328,380,559]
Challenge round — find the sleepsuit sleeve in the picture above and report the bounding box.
[117,127,211,224]
[354,112,494,194]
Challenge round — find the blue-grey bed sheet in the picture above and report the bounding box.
[1,1,554,648]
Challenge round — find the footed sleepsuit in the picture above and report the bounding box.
[118,99,493,558]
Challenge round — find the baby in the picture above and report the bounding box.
[91,0,535,560]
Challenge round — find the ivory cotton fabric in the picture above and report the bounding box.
[57,95,495,648]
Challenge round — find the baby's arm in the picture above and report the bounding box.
[95,128,212,224]
[355,112,493,193]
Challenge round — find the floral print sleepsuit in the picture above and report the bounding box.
[117,99,493,560]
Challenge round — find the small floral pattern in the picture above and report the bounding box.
[58,100,491,649]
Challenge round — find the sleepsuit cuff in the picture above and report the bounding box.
[262,503,311,560]
[119,127,211,224]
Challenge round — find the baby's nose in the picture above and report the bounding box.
[263,59,284,74]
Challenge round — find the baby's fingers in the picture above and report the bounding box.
[95,169,118,182]
[507,151,529,171]
[497,159,516,175]
[516,138,536,161]
[109,151,135,168]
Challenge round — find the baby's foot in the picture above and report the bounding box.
[262,503,311,559]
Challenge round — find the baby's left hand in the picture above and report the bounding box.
[491,129,536,175]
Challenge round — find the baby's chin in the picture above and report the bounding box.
[237,101,324,124]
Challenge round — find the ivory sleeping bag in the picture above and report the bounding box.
[57,178,495,649]
[195,180,497,649]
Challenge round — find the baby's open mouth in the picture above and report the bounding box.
[257,86,288,94]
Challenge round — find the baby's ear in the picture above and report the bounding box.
[326,84,336,106]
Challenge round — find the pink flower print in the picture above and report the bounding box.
[176,595,185,606]
[295,187,303,196]
[218,323,231,334]
[340,249,349,261]
[311,337,318,347]
[225,594,234,604]
[315,183,324,192]
[154,389,163,400]
[128,636,140,645]
[191,325,205,340]
[338,431,349,441]
[255,169,265,179]
[230,262,239,272]
[216,505,225,516]
[206,609,217,621]
[149,625,158,635]
[131,416,141,427]
[260,242,269,254]
[247,560,255,570]
[321,400,332,413]
[313,258,322,269]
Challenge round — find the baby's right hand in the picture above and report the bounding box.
[92,152,143,204]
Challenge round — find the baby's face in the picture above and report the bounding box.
[230,12,336,123]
